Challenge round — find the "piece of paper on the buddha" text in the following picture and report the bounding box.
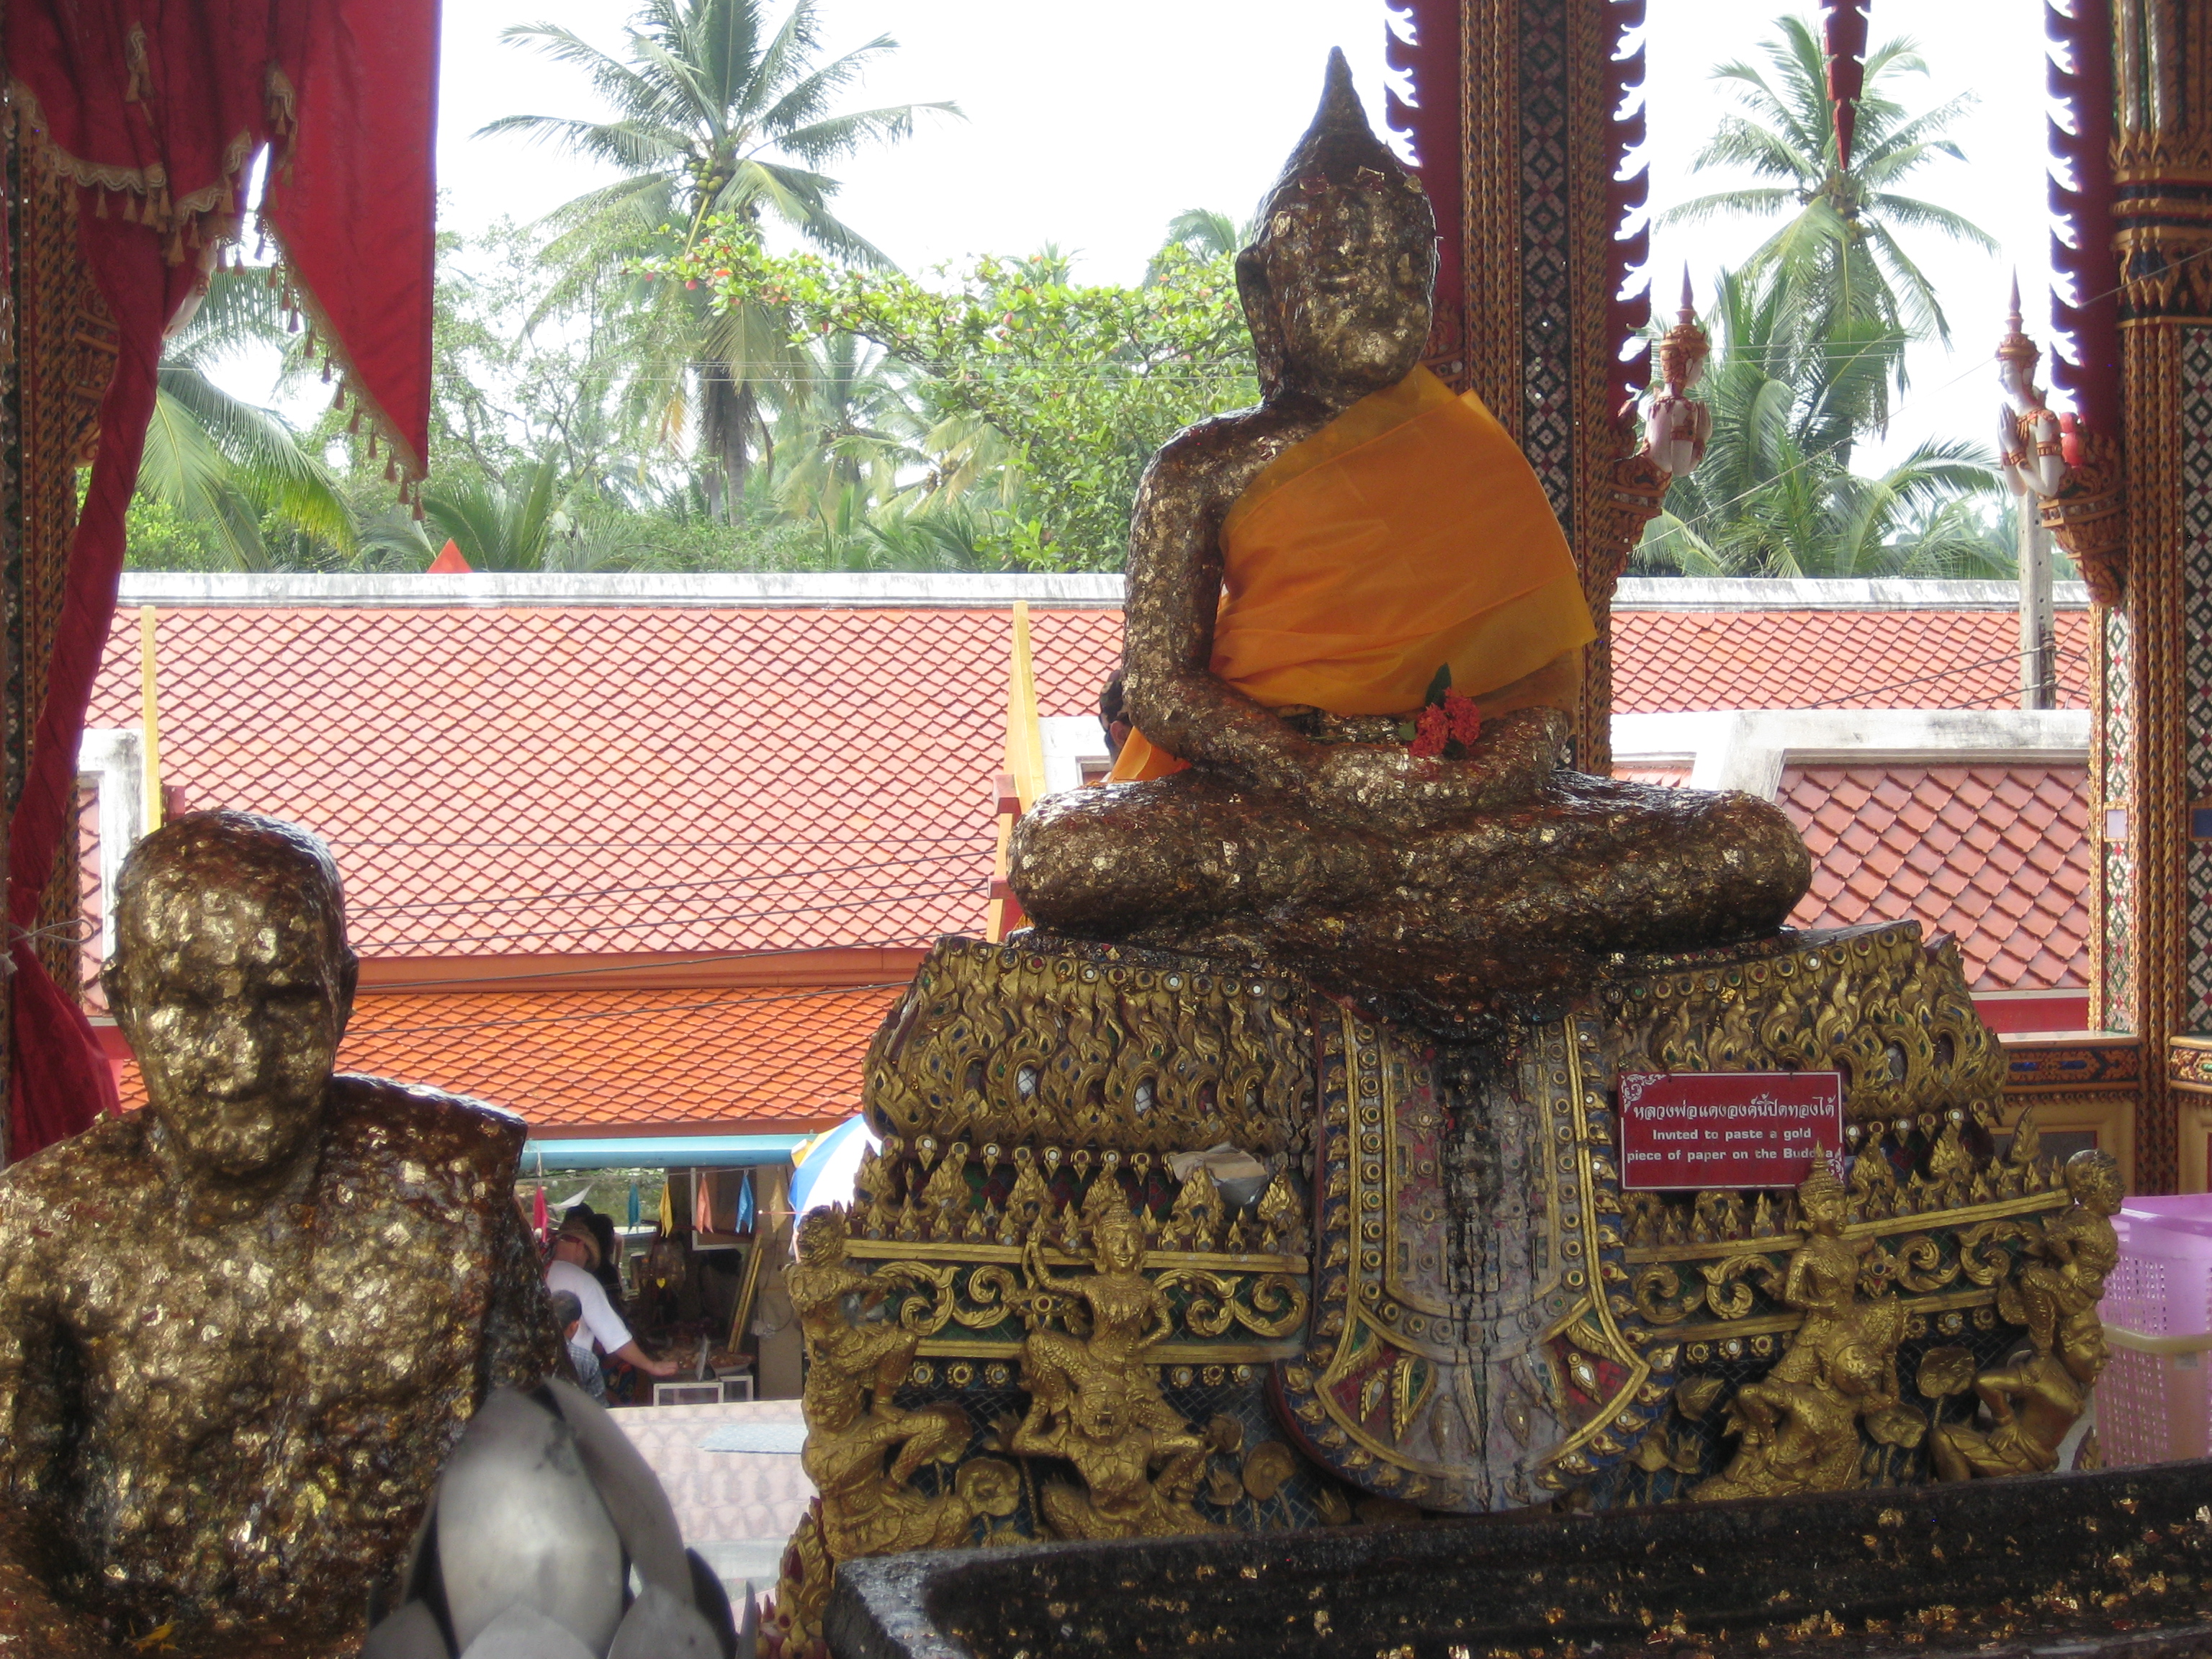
[1615,1071,1845,1190]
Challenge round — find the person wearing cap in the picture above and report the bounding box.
[548,1214,680,1379]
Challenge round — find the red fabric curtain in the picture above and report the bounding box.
[4,0,438,1161]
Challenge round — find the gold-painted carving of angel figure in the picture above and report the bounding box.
[1011,1195,1218,1539]
[1696,1169,1913,1499]
[2012,1148,2122,1358]
[781,1210,1018,1639]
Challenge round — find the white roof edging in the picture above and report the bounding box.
[115,571,1130,608]
[1611,708,2092,801]
[1610,577,2091,612]
[114,571,2088,613]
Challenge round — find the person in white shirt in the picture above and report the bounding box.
[546,1215,680,1379]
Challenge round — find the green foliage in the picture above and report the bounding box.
[1635,270,2005,578]
[480,0,957,514]
[1664,12,1995,439]
[1639,12,2006,578]
[657,223,1258,568]
[129,268,355,570]
[123,494,227,572]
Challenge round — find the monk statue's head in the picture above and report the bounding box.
[104,811,358,1194]
[1237,48,1437,402]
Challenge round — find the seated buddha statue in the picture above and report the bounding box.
[1009,54,1809,1017]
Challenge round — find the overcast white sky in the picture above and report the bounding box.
[402,0,2053,475]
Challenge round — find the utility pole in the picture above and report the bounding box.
[2018,500,2055,710]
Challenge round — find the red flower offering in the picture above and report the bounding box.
[1443,691,1483,747]
[1411,703,1449,759]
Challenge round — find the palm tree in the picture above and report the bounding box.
[1638,269,2000,577]
[1146,209,1254,283]
[769,333,930,521]
[419,459,643,571]
[1664,13,1996,433]
[480,0,956,518]
[135,270,354,569]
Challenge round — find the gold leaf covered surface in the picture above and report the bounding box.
[0,1082,560,1639]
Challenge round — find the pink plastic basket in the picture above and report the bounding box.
[2101,1195,2212,1466]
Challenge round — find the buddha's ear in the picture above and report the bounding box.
[1236,246,1285,398]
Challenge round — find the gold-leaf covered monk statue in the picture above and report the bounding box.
[0,813,562,1653]
[1010,55,1808,1014]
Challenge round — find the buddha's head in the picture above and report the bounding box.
[105,811,356,1190]
[1238,49,1436,403]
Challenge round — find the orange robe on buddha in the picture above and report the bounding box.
[1110,365,1596,783]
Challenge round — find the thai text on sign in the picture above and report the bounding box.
[1617,1071,1845,1190]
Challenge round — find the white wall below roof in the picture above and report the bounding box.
[1610,577,2092,612]
[1038,716,1111,798]
[114,572,2088,612]
[77,729,146,961]
[1612,709,2093,801]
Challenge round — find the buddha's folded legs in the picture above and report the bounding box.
[1010,768,1809,1008]
[1010,770,1393,940]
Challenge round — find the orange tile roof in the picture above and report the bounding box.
[108,984,900,1131]
[90,607,1108,957]
[1778,764,2091,990]
[85,598,2088,1001]
[1609,609,2090,712]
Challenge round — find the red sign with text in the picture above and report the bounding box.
[1617,1071,1845,1190]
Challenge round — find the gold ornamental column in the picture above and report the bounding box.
[2105,0,2212,1192]
[1447,0,1653,775]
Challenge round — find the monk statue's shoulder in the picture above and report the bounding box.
[322,1074,529,1193]
[0,1113,156,1236]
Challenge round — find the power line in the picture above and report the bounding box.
[1799,642,2092,710]
[327,832,993,850]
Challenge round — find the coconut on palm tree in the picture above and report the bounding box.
[481,0,956,518]
[1664,12,1995,437]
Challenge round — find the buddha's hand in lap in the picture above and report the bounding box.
[1294,707,1563,830]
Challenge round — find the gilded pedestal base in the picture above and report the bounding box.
[772,924,2116,1652]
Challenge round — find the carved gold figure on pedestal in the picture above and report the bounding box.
[1012,1193,1219,1540]
[778,1208,1018,1652]
[0,814,560,1653]
[1006,53,1807,1021]
[1930,1307,2110,1480]
[2012,1150,2123,1358]
[1695,1169,1914,1501]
